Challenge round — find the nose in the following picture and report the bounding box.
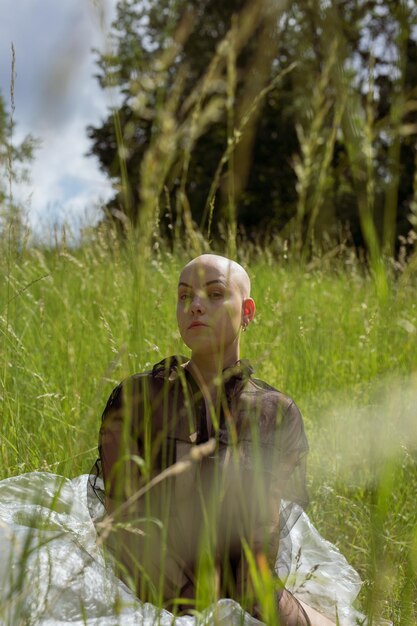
[190,294,205,315]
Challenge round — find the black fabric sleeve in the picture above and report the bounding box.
[88,376,147,516]
[245,395,309,585]
[277,400,309,510]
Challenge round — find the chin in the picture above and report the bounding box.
[187,341,211,355]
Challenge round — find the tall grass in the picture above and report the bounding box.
[1,233,416,622]
[2,0,417,622]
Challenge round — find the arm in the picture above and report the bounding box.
[250,399,309,566]
[246,398,312,624]
[99,377,146,515]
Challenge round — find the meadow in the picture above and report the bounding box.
[1,231,416,624]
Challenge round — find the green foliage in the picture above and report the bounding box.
[0,71,38,247]
[1,231,417,622]
[2,2,417,621]
[88,0,417,257]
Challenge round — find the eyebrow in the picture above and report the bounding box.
[178,280,227,288]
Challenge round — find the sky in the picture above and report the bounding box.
[0,0,119,241]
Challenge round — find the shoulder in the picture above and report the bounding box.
[241,376,308,451]
[103,369,151,406]
[101,355,188,418]
[243,376,299,417]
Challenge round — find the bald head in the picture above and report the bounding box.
[177,254,256,360]
[180,254,251,299]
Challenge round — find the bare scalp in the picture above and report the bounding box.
[179,254,251,299]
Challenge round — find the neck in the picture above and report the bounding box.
[188,345,240,387]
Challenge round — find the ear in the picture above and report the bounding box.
[242,298,256,326]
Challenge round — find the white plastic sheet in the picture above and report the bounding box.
[0,472,380,625]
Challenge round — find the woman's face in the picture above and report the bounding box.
[176,257,250,360]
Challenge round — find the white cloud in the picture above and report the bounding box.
[0,0,119,242]
[19,116,115,239]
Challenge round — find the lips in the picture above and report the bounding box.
[188,321,208,329]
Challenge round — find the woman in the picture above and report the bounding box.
[0,254,365,625]
[89,253,338,625]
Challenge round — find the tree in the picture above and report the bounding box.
[89,0,305,248]
[0,90,37,245]
[88,0,417,256]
